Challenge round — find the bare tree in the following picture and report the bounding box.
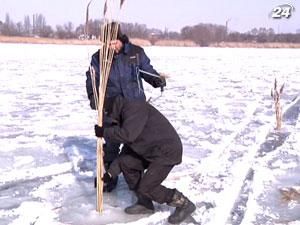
[24,15,31,35]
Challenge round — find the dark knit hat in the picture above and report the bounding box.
[114,22,129,44]
[104,22,128,44]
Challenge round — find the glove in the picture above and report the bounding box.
[94,125,104,137]
[102,172,113,183]
[160,76,166,87]
[153,77,166,88]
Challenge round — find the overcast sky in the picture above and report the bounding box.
[1,0,299,33]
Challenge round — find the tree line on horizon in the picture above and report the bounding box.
[1,13,300,45]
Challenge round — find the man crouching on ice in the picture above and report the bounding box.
[94,95,196,224]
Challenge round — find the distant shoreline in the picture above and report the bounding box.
[1,35,300,48]
[0,35,196,47]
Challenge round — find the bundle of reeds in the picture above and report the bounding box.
[271,78,284,130]
[88,0,126,213]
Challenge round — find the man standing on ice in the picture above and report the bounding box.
[85,23,166,192]
[94,96,196,224]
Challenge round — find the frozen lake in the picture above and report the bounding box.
[0,43,300,225]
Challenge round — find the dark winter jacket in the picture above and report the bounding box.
[86,39,166,107]
[103,96,183,166]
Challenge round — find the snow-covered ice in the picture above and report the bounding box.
[0,43,300,225]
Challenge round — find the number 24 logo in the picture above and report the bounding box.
[272,4,295,19]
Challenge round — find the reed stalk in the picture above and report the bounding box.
[84,0,94,39]
[271,78,284,130]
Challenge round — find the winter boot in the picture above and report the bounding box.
[167,190,196,224]
[125,193,154,214]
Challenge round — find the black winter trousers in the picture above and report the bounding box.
[118,151,175,204]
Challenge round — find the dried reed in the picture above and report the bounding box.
[84,0,94,39]
[271,78,284,130]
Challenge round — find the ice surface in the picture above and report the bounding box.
[0,43,300,225]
